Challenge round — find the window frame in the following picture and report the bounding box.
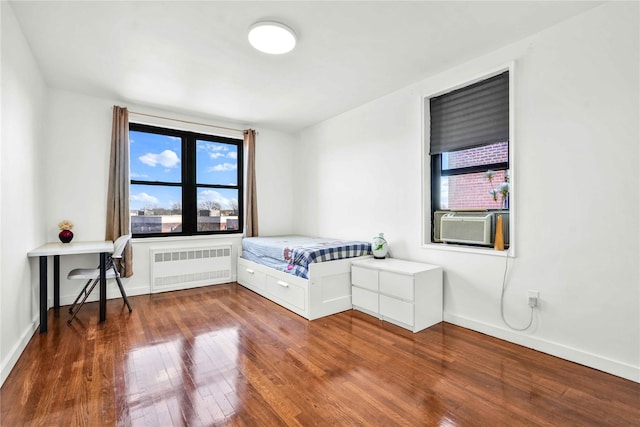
[422,64,515,255]
[129,122,244,238]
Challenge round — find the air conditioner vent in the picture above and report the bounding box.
[440,212,492,245]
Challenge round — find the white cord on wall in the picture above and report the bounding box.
[500,251,534,331]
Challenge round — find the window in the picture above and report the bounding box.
[428,70,510,246]
[129,123,243,237]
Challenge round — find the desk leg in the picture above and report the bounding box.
[99,252,107,322]
[39,256,47,333]
[53,255,60,309]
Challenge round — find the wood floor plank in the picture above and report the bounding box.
[1,283,638,426]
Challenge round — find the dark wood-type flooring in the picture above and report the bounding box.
[1,283,639,426]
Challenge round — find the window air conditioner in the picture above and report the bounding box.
[440,212,493,245]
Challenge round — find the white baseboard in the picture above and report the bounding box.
[0,316,38,387]
[54,277,237,307]
[444,313,639,383]
[52,284,151,307]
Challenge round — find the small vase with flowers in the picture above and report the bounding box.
[58,220,74,243]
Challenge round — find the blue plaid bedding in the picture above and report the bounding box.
[242,236,372,279]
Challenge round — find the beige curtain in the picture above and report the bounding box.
[244,129,258,237]
[105,106,133,277]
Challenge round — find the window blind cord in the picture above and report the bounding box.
[500,252,534,331]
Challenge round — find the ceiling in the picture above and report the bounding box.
[9,1,602,133]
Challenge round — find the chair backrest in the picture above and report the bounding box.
[112,234,132,259]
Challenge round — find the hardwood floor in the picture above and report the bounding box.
[1,283,638,426]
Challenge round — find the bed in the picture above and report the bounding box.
[237,235,372,320]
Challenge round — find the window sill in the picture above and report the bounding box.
[132,233,243,244]
[423,242,513,257]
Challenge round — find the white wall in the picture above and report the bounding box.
[294,2,639,382]
[0,2,48,385]
[43,88,296,303]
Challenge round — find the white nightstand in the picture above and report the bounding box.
[351,258,443,333]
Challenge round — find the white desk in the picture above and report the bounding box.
[28,240,114,333]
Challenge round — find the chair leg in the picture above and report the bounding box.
[115,275,133,313]
[68,279,94,314]
[67,278,99,324]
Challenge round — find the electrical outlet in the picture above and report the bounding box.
[528,290,540,308]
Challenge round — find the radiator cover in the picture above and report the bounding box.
[150,246,232,293]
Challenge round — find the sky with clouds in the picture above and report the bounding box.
[129,130,238,211]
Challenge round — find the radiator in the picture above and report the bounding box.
[150,246,232,293]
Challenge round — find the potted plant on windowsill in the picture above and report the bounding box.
[485,170,509,251]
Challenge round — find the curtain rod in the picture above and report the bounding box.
[128,110,247,133]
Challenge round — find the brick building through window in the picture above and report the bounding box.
[441,142,508,210]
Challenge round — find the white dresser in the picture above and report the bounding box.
[351,258,443,333]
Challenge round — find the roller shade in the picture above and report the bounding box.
[429,71,509,155]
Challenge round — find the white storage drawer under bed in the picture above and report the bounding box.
[237,255,372,320]
[266,275,306,311]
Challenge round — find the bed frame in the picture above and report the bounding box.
[237,255,371,320]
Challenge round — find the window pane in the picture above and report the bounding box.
[197,188,239,231]
[130,184,182,233]
[130,131,182,183]
[440,170,508,210]
[442,141,508,170]
[196,140,238,185]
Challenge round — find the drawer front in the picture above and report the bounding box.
[238,260,266,291]
[379,271,414,301]
[351,266,378,291]
[380,295,414,326]
[352,286,379,313]
[266,276,306,310]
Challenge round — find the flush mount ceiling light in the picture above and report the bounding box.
[248,21,296,54]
